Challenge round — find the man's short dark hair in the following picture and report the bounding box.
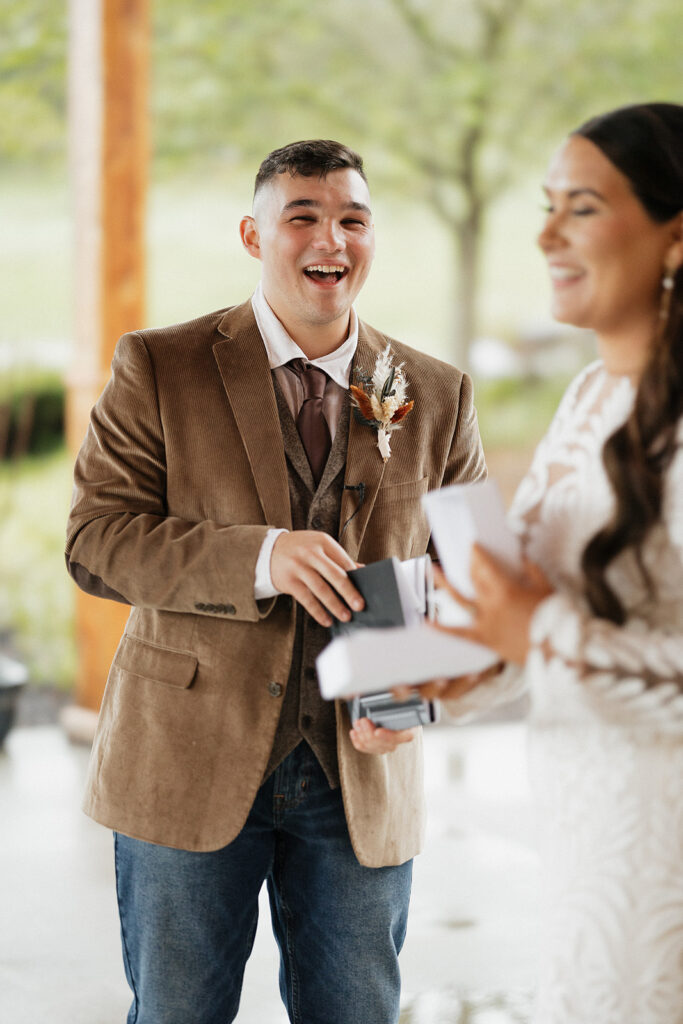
[254,140,367,197]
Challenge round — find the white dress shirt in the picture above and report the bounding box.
[251,283,358,598]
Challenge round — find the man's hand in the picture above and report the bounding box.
[349,717,416,755]
[270,530,365,627]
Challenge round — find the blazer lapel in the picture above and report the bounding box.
[212,302,292,530]
[339,323,388,560]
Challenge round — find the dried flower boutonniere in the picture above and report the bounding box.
[350,344,414,462]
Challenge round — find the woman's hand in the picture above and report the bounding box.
[349,717,416,754]
[432,546,554,665]
[393,663,505,703]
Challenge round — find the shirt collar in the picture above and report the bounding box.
[251,281,357,389]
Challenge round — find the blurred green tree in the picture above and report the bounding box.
[0,0,67,163]
[2,0,681,363]
[150,0,683,365]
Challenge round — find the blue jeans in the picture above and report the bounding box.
[114,741,412,1023]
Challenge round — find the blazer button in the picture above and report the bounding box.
[194,602,207,611]
[268,681,283,698]
[311,516,323,529]
[224,603,236,615]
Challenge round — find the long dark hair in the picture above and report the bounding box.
[573,103,683,623]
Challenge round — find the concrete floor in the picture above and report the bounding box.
[0,720,539,1023]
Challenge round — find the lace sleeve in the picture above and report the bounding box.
[528,594,683,726]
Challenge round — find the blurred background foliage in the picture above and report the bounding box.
[1,0,682,688]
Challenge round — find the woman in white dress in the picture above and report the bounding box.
[427,103,683,1023]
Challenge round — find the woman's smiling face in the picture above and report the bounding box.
[538,133,680,368]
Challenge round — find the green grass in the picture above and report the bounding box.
[146,174,556,365]
[0,171,71,351]
[0,447,76,689]
[476,374,573,450]
[0,169,556,367]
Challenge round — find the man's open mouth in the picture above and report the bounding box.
[304,264,348,283]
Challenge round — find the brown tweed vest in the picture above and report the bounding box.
[263,378,351,788]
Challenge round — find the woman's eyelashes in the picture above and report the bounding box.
[540,202,598,217]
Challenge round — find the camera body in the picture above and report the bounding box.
[350,692,440,733]
[331,555,439,730]
[347,691,439,730]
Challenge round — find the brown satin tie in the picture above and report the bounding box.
[287,359,332,485]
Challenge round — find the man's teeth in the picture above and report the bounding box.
[306,265,346,274]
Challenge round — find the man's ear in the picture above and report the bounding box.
[240,215,261,258]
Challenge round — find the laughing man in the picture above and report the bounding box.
[66,139,485,1024]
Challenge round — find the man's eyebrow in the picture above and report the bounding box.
[281,199,319,212]
[281,198,372,216]
[347,201,373,215]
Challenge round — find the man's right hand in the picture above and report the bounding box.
[270,531,365,627]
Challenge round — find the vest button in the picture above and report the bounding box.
[301,714,312,729]
[311,516,323,529]
[268,681,283,698]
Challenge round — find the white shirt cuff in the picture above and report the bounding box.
[254,528,289,600]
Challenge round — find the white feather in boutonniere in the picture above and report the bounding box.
[349,345,414,462]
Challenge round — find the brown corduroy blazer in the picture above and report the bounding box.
[66,300,486,866]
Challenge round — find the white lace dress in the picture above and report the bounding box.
[454,361,683,1023]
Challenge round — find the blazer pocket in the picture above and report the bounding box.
[372,476,429,509]
[114,634,198,689]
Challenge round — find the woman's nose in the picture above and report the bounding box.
[537,213,562,253]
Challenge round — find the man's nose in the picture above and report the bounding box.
[312,220,345,251]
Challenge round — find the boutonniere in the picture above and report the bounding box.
[350,344,414,462]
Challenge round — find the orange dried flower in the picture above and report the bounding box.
[350,384,376,422]
[390,401,414,424]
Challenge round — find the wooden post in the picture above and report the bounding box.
[67,0,149,712]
